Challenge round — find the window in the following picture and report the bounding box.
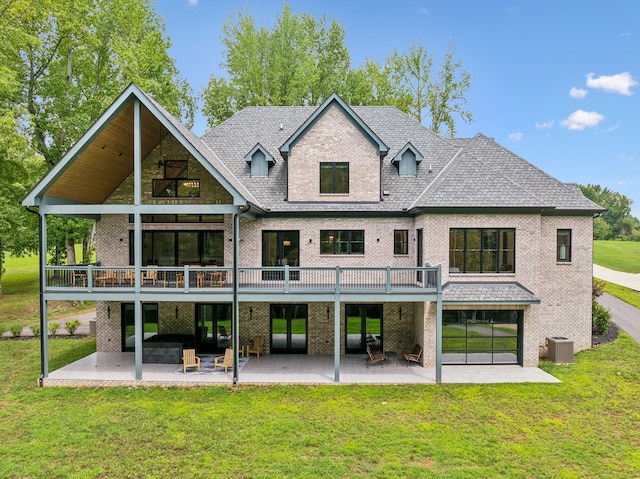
[394,230,408,255]
[449,228,515,273]
[129,214,223,223]
[152,160,200,197]
[320,230,364,254]
[129,230,224,266]
[557,229,571,262]
[320,162,349,194]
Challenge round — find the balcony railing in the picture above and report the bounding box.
[44,265,440,294]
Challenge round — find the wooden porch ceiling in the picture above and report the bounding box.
[45,101,168,204]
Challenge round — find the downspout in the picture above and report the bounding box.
[26,207,45,387]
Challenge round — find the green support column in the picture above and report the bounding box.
[232,212,240,386]
[40,213,48,380]
[133,97,143,381]
[334,294,341,383]
[435,265,443,383]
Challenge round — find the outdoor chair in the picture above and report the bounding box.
[218,326,230,339]
[213,348,234,373]
[366,344,385,368]
[141,265,158,285]
[182,348,201,373]
[247,336,264,360]
[402,344,423,367]
[71,270,87,287]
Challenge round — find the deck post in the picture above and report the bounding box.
[133,97,143,381]
[232,212,240,386]
[334,293,341,383]
[435,265,443,383]
[39,213,48,380]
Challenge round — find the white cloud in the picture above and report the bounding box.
[560,110,604,130]
[569,87,588,99]
[535,120,554,129]
[508,132,523,142]
[586,72,637,95]
[618,153,636,162]
[618,180,628,185]
[187,0,198,5]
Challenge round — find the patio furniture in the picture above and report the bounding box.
[141,266,158,285]
[94,269,116,287]
[402,344,423,367]
[182,348,201,373]
[213,348,234,372]
[71,270,87,287]
[218,325,230,339]
[247,336,264,360]
[366,344,385,368]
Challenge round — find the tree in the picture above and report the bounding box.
[203,4,473,137]
[6,0,196,265]
[0,0,47,295]
[204,4,351,129]
[580,184,640,240]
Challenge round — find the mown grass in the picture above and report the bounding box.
[599,279,640,308]
[594,240,640,273]
[0,336,639,478]
[0,254,94,334]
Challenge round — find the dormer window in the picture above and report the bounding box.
[245,144,275,177]
[391,143,423,176]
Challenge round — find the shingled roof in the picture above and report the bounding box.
[200,99,604,215]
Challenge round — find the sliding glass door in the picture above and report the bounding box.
[195,304,232,353]
[270,304,307,354]
[262,231,299,280]
[345,304,383,354]
[121,303,158,352]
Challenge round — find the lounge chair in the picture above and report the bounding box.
[182,348,201,373]
[402,344,423,367]
[366,344,385,368]
[218,325,230,339]
[247,336,264,360]
[213,348,234,373]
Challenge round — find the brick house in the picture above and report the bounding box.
[23,84,603,383]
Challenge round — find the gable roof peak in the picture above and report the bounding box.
[279,93,388,160]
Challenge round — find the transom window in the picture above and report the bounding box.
[320,230,364,254]
[394,230,408,255]
[449,228,515,273]
[557,229,571,262]
[152,160,200,197]
[320,162,349,194]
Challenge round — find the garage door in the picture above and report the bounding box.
[442,310,522,365]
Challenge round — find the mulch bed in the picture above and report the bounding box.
[592,322,619,346]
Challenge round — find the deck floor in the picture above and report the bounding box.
[43,352,560,387]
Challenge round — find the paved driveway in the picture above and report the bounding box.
[597,293,640,345]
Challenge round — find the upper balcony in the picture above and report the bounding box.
[44,265,441,302]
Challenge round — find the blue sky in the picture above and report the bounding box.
[155,0,640,218]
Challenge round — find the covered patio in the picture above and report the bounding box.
[42,352,560,387]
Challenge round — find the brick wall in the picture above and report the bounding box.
[287,104,380,202]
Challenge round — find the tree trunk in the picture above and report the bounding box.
[65,237,76,265]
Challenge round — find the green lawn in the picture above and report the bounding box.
[594,240,640,273]
[0,254,94,335]
[1,336,639,478]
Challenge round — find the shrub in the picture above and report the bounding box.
[592,300,612,334]
[592,278,605,299]
[48,322,60,336]
[65,319,81,335]
[30,324,41,337]
[10,325,23,337]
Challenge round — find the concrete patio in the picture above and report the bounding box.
[42,352,560,387]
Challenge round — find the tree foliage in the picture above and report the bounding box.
[203,3,472,137]
[1,0,196,273]
[580,184,640,240]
